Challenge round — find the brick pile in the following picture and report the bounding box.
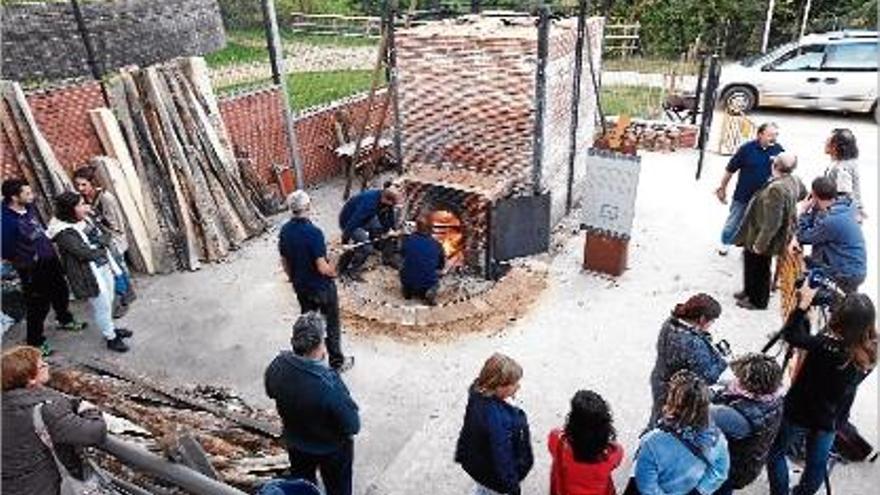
[598,118,700,152]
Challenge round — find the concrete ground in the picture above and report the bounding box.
[8,109,877,493]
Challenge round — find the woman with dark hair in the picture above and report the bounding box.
[47,192,132,353]
[824,128,864,220]
[766,288,877,495]
[1,345,107,494]
[629,370,729,494]
[710,353,784,495]
[647,293,728,429]
[548,390,623,495]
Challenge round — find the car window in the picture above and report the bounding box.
[824,42,878,70]
[768,45,825,71]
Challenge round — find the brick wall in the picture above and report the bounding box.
[2,79,106,181]
[219,87,391,193]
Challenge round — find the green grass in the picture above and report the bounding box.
[603,56,700,76]
[600,85,666,119]
[205,29,378,68]
[288,70,378,110]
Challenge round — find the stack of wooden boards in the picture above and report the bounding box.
[2,57,268,274]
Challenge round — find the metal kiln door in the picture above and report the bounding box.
[490,193,551,262]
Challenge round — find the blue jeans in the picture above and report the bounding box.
[721,200,748,245]
[766,420,835,495]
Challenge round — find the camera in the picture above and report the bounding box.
[794,268,844,308]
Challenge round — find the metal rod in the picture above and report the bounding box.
[565,0,588,214]
[691,56,706,125]
[261,0,305,191]
[532,5,550,196]
[388,1,404,175]
[696,55,720,180]
[69,0,103,81]
[99,436,247,495]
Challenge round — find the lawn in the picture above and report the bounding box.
[288,70,379,110]
[205,29,377,68]
[603,56,700,76]
[600,85,667,119]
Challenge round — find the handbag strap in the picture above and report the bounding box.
[32,402,76,481]
[658,424,712,469]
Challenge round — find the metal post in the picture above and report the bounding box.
[261,0,305,191]
[471,0,482,14]
[696,55,720,180]
[799,0,812,39]
[761,0,776,53]
[100,436,247,495]
[565,0,588,214]
[532,5,550,195]
[691,56,706,125]
[387,2,404,173]
[69,0,103,81]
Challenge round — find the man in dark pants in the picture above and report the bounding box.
[338,183,403,279]
[733,152,806,310]
[715,123,783,256]
[1,180,86,355]
[400,214,445,305]
[265,312,360,495]
[279,191,353,372]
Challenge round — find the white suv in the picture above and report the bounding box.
[718,31,878,115]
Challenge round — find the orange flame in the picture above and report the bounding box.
[429,210,465,263]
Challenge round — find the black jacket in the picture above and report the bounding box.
[264,351,360,455]
[713,392,783,488]
[455,387,533,494]
[1,387,107,495]
[782,308,864,431]
[47,219,110,300]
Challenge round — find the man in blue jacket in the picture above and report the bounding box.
[265,312,360,495]
[338,183,403,279]
[1,180,85,355]
[795,176,867,293]
[400,214,445,305]
[715,123,784,255]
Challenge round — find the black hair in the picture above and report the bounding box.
[829,293,877,373]
[811,176,837,201]
[53,191,83,223]
[564,390,616,463]
[1,179,28,203]
[828,128,859,161]
[72,165,98,185]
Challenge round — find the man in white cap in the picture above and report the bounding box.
[278,190,354,372]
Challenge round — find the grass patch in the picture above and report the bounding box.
[603,57,699,76]
[600,85,666,119]
[289,70,379,111]
[206,29,378,67]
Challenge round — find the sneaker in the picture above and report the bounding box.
[736,298,764,311]
[332,356,355,374]
[717,245,730,256]
[39,342,54,357]
[57,320,87,332]
[114,328,133,339]
[733,291,747,301]
[106,336,129,353]
[425,286,438,306]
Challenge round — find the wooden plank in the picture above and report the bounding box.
[81,359,281,439]
[89,109,156,274]
[1,82,56,202]
[0,98,51,220]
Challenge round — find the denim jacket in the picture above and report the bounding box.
[633,423,730,495]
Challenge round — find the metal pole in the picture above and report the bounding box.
[691,56,706,126]
[100,436,247,495]
[388,1,404,173]
[532,5,550,195]
[761,0,776,53]
[471,0,481,14]
[565,0,588,214]
[69,0,103,81]
[696,55,720,180]
[799,0,812,39]
[261,0,305,191]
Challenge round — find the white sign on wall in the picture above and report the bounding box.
[582,149,642,237]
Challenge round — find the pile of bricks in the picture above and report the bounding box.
[599,118,700,152]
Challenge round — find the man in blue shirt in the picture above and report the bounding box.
[338,183,403,279]
[265,312,360,495]
[795,177,867,293]
[1,179,85,355]
[716,123,783,255]
[278,191,353,372]
[400,215,445,305]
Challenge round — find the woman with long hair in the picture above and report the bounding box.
[1,346,107,494]
[549,390,623,495]
[647,293,727,429]
[824,128,864,221]
[766,288,877,495]
[456,353,533,495]
[630,370,729,494]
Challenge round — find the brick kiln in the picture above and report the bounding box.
[395,15,604,276]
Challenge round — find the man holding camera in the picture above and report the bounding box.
[794,177,866,294]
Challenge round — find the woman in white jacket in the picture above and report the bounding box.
[824,128,864,222]
[47,192,132,352]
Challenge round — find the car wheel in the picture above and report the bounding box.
[721,86,757,113]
